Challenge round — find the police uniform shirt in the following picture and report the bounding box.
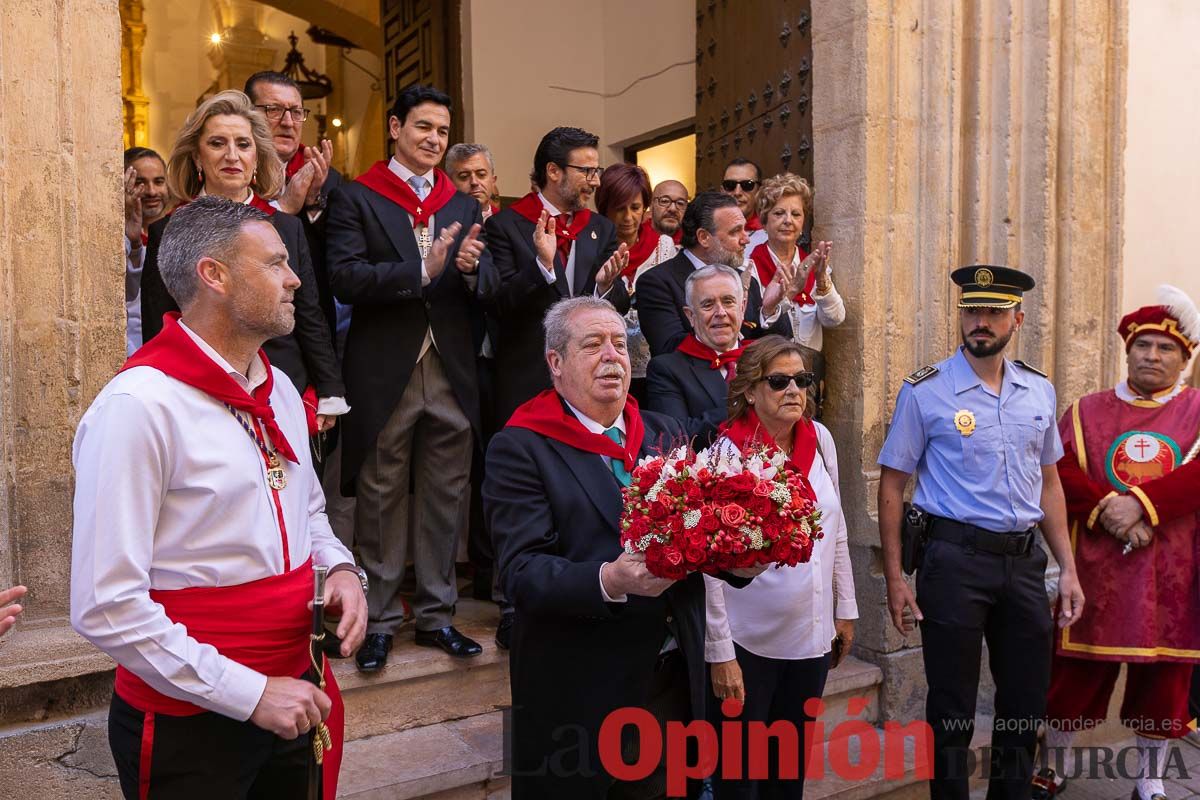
[877,346,1064,533]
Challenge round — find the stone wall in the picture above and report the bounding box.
[810,0,1128,722]
[0,0,125,621]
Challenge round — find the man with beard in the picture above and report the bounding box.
[123,147,171,355]
[636,191,791,358]
[876,265,1085,800]
[650,180,689,244]
[484,126,631,424]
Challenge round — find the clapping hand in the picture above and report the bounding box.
[596,244,629,296]
[809,240,833,294]
[425,221,463,281]
[277,161,316,215]
[533,210,558,268]
[124,167,146,245]
[301,140,333,207]
[0,585,27,638]
[455,224,485,274]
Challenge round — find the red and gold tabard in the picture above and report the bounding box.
[1055,386,1200,663]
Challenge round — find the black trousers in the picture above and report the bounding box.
[711,645,831,800]
[916,537,1052,800]
[108,692,315,799]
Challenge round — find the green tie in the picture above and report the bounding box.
[603,427,632,487]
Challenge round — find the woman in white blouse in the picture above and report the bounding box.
[705,335,857,799]
[747,174,843,415]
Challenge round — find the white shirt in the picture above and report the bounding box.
[125,238,145,357]
[764,246,845,351]
[70,321,354,721]
[562,400,630,605]
[682,249,783,328]
[533,194,616,300]
[1115,379,1184,406]
[704,422,858,662]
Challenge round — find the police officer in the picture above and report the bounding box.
[877,266,1085,800]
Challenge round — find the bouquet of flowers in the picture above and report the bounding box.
[619,439,823,580]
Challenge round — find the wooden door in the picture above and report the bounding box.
[381,0,463,148]
[695,0,814,192]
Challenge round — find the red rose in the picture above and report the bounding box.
[663,547,684,567]
[647,500,670,521]
[749,495,773,517]
[684,545,706,565]
[700,507,720,532]
[720,504,747,528]
[684,482,704,503]
[752,480,773,497]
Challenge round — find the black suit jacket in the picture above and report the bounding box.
[326,179,498,493]
[139,209,343,397]
[483,207,630,424]
[300,167,344,340]
[636,250,791,357]
[644,350,730,445]
[483,406,748,798]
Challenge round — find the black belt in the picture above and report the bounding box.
[927,515,1035,556]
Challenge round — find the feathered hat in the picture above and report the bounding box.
[1118,284,1200,357]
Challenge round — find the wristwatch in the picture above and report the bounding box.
[329,563,368,595]
[304,193,328,213]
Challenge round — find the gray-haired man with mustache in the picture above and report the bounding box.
[484,296,758,798]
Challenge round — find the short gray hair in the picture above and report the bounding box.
[543,296,624,355]
[684,264,744,309]
[445,142,495,173]
[158,196,271,307]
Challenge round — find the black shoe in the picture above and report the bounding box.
[355,633,392,673]
[495,614,513,651]
[1032,768,1065,800]
[415,625,483,658]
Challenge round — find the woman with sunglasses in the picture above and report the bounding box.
[595,163,678,399]
[138,90,345,441]
[704,335,857,799]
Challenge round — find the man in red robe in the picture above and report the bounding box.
[1037,286,1200,800]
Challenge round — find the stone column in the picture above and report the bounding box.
[0,1,124,620]
[209,0,277,93]
[120,0,151,148]
[811,0,1127,722]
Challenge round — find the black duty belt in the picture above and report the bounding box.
[927,515,1036,556]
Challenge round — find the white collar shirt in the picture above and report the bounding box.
[70,322,353,722]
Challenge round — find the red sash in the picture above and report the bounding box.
[676,334,744,371]
[355,161,455,226]
[122,312,298,463]
[749,242,815,304]
[285,149,306,180]
[509,192,592,265]
[506,390,645,472]
[623,220,661,280]
[720,407,818,494]
[114,557,343,796]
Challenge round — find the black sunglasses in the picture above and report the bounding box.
[762,372,816,391]
[721,179,759,192]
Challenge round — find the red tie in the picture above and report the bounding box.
[725,361,737,385]
[555,214,573,266]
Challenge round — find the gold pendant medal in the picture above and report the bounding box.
[954,409,977,437]
[266,452,288,490]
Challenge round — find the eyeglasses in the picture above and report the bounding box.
[563,164,603,181]
[721,179,759,193]
[761,372,816,391]
[654,196,688,210]
[255,104,310,123]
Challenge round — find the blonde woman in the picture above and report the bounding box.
[139,90,345,434]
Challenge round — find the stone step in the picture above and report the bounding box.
[337,711,506,800]
[821,656,884,731]
[806,725,930,800]
[331,598,510,742]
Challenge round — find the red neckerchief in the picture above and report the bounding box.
[506,390,645,472]
[509,192,593,265]
[719,407,818,493]
[173,193,277,217]
[140,231,149,247]
[749,242,815,304]
[676,334,745,371]
[671,228,683,245]
[745,214,764,232]
[284,149,306,180]
[355,161,456,225]
[121,312,299,463]
[489,203,501,217]
[622,220,661,279]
